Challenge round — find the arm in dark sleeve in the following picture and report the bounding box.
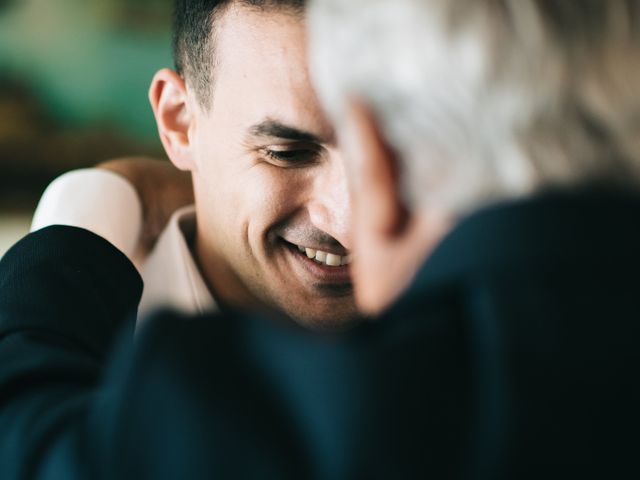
[0,227,470,479]
[0,227,319,479]
[0,226,143,479]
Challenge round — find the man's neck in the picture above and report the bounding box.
[192,229,262,312]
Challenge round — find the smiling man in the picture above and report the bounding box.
[32,0,359,329]
[4,0,640,478]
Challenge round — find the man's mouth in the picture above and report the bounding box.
[279,239,353,287]
[293,245,352,267]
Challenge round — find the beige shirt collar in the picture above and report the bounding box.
[137,206,216,324]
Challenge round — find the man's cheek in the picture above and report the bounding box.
[249,171,300,216]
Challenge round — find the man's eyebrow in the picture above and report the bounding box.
[248,120,329,144]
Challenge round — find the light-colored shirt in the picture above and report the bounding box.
[137,205,215,321]
[31,169,216,324]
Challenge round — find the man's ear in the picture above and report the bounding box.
[346,100,409,238]
[149,68,196,171]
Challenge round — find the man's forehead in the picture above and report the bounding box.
[214,3,306,56]
[211,4,309,94]
[206,4,334,145]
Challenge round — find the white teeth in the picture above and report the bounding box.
[315,251,327,263]
[325,253,341,267]
[296,244,352,267]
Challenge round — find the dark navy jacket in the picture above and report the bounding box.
[1,189,639,479]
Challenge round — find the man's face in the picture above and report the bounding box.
[186,6,358,328]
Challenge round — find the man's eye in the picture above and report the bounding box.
[263,148,318,166]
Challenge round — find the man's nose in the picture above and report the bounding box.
[307,154,353,250]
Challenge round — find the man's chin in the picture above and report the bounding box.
[258,242,362,329]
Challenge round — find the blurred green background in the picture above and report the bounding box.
[0,0,173,253]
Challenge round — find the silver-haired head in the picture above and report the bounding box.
[309,0,640,217]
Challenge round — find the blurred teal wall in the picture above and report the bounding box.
[0,0,173,141]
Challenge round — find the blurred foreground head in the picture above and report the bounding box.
[309,0,640,313]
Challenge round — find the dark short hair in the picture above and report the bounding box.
[173,0,305,107]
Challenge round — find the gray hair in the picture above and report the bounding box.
[308,0,640,216]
